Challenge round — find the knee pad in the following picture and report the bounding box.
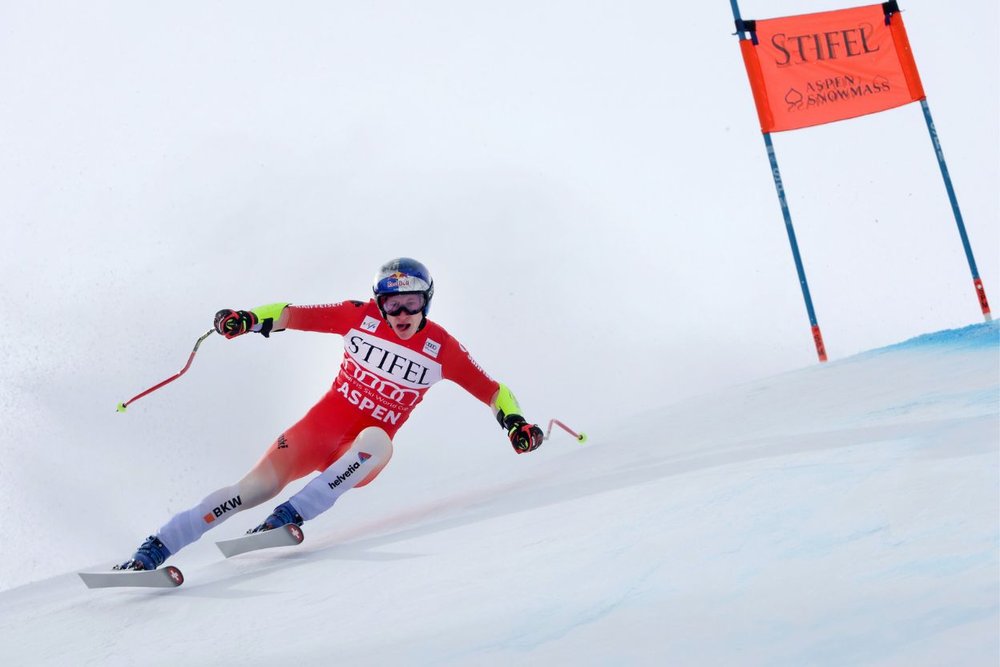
[286,427,395,521]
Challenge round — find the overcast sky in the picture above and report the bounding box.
[0,1,996,585]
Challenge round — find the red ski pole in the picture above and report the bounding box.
[545,418,587,443]
[116,329,215,412]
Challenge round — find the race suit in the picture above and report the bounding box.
[258,298,500,481]
[154,299,501,555]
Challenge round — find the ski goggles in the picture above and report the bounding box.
[378,292,427,316]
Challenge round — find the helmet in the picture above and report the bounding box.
[372,257,435,317]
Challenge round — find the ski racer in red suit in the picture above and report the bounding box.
[116,258,544,571]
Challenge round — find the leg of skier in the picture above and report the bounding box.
[250,426,394,532]
[114,442,311,571]
[115,391,355,571]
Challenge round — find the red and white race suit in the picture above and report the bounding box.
[154,299,504,555]
[251,299,500,487]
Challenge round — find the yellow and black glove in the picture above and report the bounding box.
[213,309,258,339]
[501,413,544,454]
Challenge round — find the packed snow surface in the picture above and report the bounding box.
[0,322,996,665]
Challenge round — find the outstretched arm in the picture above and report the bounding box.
[214,301,370,338]
[442,338,544,455]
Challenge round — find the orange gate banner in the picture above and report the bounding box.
[739,3,925,132]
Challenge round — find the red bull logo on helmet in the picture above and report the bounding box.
[385,272,414,290]
[382,271,429,292]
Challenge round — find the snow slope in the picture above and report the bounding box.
[0,323,996,666]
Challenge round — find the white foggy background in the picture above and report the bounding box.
[0,0,996,589]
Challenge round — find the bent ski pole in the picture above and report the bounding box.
[545,418,587,443]
[116,329,215,412]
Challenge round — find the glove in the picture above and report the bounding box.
[214,309,258,339]
[502,414,544,454]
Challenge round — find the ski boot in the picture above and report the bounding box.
[248,501,304,534]
[114,535,172,571]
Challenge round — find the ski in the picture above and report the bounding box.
[78,565,184,589]
[215,523,304,558]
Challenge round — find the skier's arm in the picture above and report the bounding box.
[441,337,544,454]
[214,301,368,338]
[283,300,369,334]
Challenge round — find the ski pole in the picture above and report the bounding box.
[545,418,587,443]
[116,329,215,413]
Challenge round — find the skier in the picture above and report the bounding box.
[116,257,544,571]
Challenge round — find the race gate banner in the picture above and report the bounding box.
[739,3,925,132]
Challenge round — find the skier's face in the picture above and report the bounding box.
[379,292,426,340]
[386,310,423,340]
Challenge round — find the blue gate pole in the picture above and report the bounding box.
[762,133,828,361]
[919,99,992,321]
[730,0,828,361]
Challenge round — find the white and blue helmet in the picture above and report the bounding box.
[372,257,435,317]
